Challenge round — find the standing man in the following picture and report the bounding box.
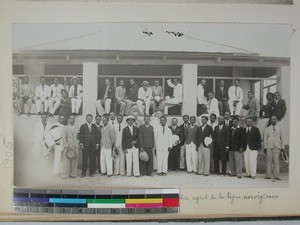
[150,110,163,171]
[262,92,274,118]
[125,79,139,115]
[95,115,102,173]
[213,116,230,175]
[228,116,246,179]
[196,116,214,176]
[122,115,140,177]
[137,81,152,116]
[197,79,208,114]
[115,80,127,115]
[35,76,51,115]
[271,91,287,122]
[228,79,244,116]
[216,80,229,116]
[244,91,260,122]
[139,115,155,176]
[185,116,199,173]
[133,111,143,128]
[108,112,117,126]
[244,117,261,179]
[224,111,233,127]
[96,79,115,116]
[58,90,72,125]
[79,114,99,177]
[100,116,116,177]
[17,76,34,116]
[164,78,183,115]
[155,116,173,176]
[61,115,79,179]
[168,118,184,171]
[150,80,165,116]
[69,77,83,115]
[52,115,65,176]
[113,114,126,176]
[49,77,65,116]
[179,115,190,170]
[264,115,285,180]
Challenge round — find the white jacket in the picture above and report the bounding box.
[155,125,173,151]
[69,84,83,99]
[35,85,51,101]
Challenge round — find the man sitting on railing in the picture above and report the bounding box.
[69,76,83,115]
[17,76,34,116]
[164,78,183,115]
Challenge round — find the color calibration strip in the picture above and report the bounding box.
[13,188,179,214]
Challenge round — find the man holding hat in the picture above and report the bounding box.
[122,115,140,177]
[69,76,83,115]
[137,81,152,116]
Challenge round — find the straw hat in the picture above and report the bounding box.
[126,115,136,122]
[66,148,77,159]
[139,151,149,162]
[141,81,150,86]
[70,76,80,84]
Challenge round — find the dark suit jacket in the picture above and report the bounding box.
[272,99,287,121]
[122,126,139,150]
[216,87,228,102]
[179,122,189,146]
[169,125,184,147]
[196,124,214,148]
[185,124,199,145]
[79,123,100,148]
[213,125,230,151]
[100,85,115,101]
[127,83,139,102]
[229,127,246,152]
[139,124,155,148]
[245,126,261,150]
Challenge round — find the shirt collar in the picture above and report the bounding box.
[232,125,240,129]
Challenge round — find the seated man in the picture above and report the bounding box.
[124,79,139,116]
[198,92,220,125]
[242,91,260,123]
[197,79,208,115]
[17,76,34,116]
[35,76,51,115]
[150,80,165,116]
[164,78,183,115]
[115,80,127,115]
[228,79,243,116]
[96,79,115,116]
[59,90,72,125]
[49,77,65,116]
[137,81,152,116]
[216,80,229,116]
[262,92,274,118]
[271,91,287,122]
[69,76,83,115]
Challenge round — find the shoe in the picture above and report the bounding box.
[69,176,76,178]
[61,175,68,179]
[251,176,256,179]
[80,174,86,178]
[237,176,242,179]
[134,175,140,178]
[127,175,132,177]
[245,175,251,178]
[27,113,31,116]
[162,173,167,176]
[204,174,209,176]
[264,176,271,179]
[274,177,281,181]
[90,174,94,177]
[107,174,113,177]
[158,173,163,176]
[230,174,236,177]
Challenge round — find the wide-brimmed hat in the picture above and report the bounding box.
[139,151,149,162]
[141,81,150,86]
[281,151,289,163]
[112,147,120,159]
[66,148,77,159]
[70,76,80,84]
[126,115,136,122]
[204,137,213,146]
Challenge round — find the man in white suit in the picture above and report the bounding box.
[137,81,152,116]
[197,79,208,105]
[49,77,65,116]
[228,79,244,116]
[264,115,285,180]
[164,78,183,115]
[69,77,83,115]
[150,80,165,116]
[35,76,51,115]
[33,113,52,167]
[113,114,126,176]
[155,116,173,176]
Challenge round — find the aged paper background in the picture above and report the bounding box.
[0,0,300,218]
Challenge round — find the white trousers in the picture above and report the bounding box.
[71,98,82,113]
[53,145,63,175]
[185,142,198,173]
[49,97,61,114]
[137,99,150,115]
[228,100,243,116]
[114,147,125,176]
[125,147,140,176]
[243,147,258,177]
[198,143,210,175]
[180,145,186,169]
[96,99,111,116]
[156,149,169,174]
[100,147,113,175]
[164,98,182,115]
[153,148,157,170]
[36,99,49,113]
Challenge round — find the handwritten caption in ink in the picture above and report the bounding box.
[0,136,13,168]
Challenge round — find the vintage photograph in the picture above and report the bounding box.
[12,23,290,189]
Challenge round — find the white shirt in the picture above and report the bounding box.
[218,124,224,130]
[35,84,51,100]
[201,124,207,131]
[128,125,134,135]
[103,85,110,99]
[228,86,243,102]
[69,84,83,99]
[246,126,252,133]
[50,84,64,98]
[138,87,152,101]
[208,120,218,130]
[108,119,116,126]
[207,97,220,117]
[87,123,92,132]
[167,79,183,101]
[197,84,207,104]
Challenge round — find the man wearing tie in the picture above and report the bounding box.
[124,79,139,115]
[197,79,208,115]
[49,77,65,116]
[122,115,140,177]
[213,116,230,175]
[228,79,244,116]
[168,118,184,171]
[244,91,260,121]
[100,116,116,177]
[196,116,214,176]
[115,80,127,115]
[69,77,83,115]
[271,92,287,122]
[96,79,115,116]
[199,92,220,124]
[79,114,100,177]
[139,115,155,176]
[95,115,102,173]
[35,76,51,115]
[17,76,34,116]
[137,81,152,116]
[264,115,285,180]
[216,80,229,116]
[108,112,117,126]
[244,117,261,179]
[150,80,165,116]
[113,114,126,176]
[179,115,190,170]
[185,116,199,173]
[224,111,233,127]
[164,78,183,115]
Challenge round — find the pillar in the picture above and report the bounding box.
[83,62,98,116]
[182,64,198,116]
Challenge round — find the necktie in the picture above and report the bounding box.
[74,85,77,96]
[163,126,165,134]
[43,123,46,130]
[235,87,237,96]
[273,126,276,132]
[88,123,91,132]
[119,123,121,131]
[232,128,236,137]
[247,127,249,133]
[202,125,205,132]
[112,120,114,125]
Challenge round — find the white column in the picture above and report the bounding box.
[83,62,98,116]
[182,64,198,116]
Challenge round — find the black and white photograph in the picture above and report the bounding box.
[12,23,290,189]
